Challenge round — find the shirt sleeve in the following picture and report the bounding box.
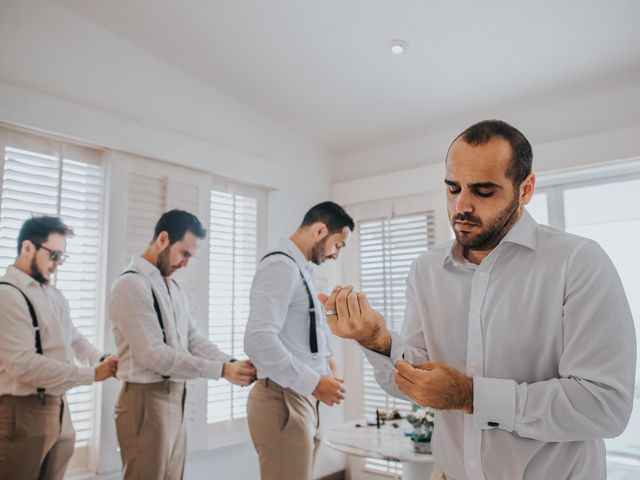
[109,275,221,380]
[0,287,95,391]
[363,259,430,400]
[63,293,103,367]
[244,259,321,396]
[473,241,636,440]
[185,290,232,380]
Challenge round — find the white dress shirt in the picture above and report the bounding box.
[244,238,331,396]
[364,211,636,480]
[109,256,231,383]
[0,266,101,396]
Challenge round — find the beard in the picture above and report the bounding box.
[451,191,521,252]
[310,236,329,265]
[30,256,49,285]
[157,245,177,277]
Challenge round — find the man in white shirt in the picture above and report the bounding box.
[321,120,636,480]
[0,216,117,480]
[109,209,256,480]
[244,201,354,480]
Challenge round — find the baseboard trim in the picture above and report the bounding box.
[316,470,346,480]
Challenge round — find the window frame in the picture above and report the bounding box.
[0,124,108,476]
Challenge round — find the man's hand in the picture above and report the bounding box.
[312,375,346,406]
[394,360,474,413]
[94,355,118,381]
[222,360,257,386]
[318,286,392,355]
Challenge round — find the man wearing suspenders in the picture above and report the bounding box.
[0,216,117,480]
[109,209,256,480]
[244,201,354,480]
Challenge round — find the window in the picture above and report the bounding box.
[528,164,640,474]
[358,211,436,475]
[0,127,104,472]
[207,189,259,424]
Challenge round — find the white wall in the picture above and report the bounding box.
[0,0,345,478]
[332,123,640,206]
[331,84,640,183]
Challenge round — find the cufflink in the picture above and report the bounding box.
[488,421,499,427]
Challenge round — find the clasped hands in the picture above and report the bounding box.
[319,285,473,413]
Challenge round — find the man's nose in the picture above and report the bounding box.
[455,189,474,214]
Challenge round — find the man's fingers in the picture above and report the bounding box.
[321,285,343,310]
[326,314,339,333]
[346,290,361,319]
[394,361,420,384]
[335,287,353,323]
[356,291,372,312]
[394,371,415,396]
[413,360,437,371]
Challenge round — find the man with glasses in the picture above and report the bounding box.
[109,209,256,480]
[0,216,118,480]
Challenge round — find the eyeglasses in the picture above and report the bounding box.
[38,245,69,263]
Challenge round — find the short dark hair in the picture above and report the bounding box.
[153,209,206,244]
[451,119,533,185]
[17,216,74,254]
[300,201,354,233]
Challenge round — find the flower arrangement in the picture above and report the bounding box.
[405,406,435,453]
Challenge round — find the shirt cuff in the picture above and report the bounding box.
[293,368,321,397]
[77,366,95,385]
[202,360,225,380]
[473,377,517,432]
[389,331,406,365]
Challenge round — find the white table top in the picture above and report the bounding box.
[325,419,434,463]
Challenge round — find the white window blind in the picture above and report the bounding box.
[0,129,104,469]
[207,190,258,424]
[358,211,435,475]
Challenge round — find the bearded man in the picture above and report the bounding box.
[244,201,354,480]
[109,209,256,480]
[0,216,117,480]
[321,120,635,480]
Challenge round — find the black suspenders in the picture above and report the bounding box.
[0,282,46,401]
[260,251,319,355]
[120,271,170,381]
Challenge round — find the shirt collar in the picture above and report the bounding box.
[5,265,41,289]
[279,237,313,272]
[130,255,162,278]
[501,209,538,251]
[443,210,538,268]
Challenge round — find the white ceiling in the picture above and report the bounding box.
[54,0,640,155]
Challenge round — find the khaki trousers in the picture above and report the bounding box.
[247,378,320,480]
[0,394,75,480]
[431,465,456,480]
[115,381,187,480]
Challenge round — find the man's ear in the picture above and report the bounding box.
[19,239,36,258]
[155,231,170,249]
[520,173,536,205]
[312,222,328,241]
